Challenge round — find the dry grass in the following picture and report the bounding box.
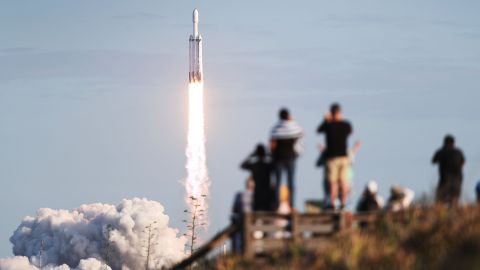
[205,205,480,270]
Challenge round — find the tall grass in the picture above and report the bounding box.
[210,205,480,270]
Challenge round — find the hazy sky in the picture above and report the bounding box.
[1,1,480,257]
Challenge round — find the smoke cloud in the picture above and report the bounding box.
[0,256,109,270]
[1,198,186,270]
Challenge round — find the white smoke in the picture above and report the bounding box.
[0,257,109,270]
[2,198,186,270]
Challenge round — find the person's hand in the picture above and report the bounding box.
[324,112,332,122]
[353,141,362,153]
[317,144,326,151]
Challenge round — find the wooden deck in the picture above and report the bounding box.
[170,210,422,269]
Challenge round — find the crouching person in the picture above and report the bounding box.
[385,185,414,212]
[356,180,384,212]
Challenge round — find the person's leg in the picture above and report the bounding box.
[327,158,339,209]
[323,168,330,198]
[451,175,462,206]
[339,157,350,209]
[323,169,331,208]
[436,176,447,204]
[286,159,296,208]
[274,161,283,209]
[340,181,350,209]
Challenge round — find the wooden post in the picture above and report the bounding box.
[243,213,253,259]
[338,211,353,231]
[291,213,299,244]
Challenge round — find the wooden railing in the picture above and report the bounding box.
[170,224,238,270]
[242,211,354,258]
[170,209,425,269]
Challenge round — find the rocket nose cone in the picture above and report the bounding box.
[193,9,199,23]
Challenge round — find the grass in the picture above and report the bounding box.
[199,205,480,270]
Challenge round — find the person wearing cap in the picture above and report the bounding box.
[432,134,465,205]
[356,181,384,212]
[385,185,414,212]
[240,144,275,211]
[317,103,353,210]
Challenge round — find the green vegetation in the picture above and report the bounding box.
[204,206,480,270]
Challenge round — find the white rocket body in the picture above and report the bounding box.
[189,9,203,83]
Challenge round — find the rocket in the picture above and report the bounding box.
[189,9,203,83]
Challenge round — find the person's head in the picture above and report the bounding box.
[246,177,255,191]
[390,185,405,201]
[279,108,290,121]
[443,134,455,148]
[366,180,378,195]
[253,144,267,158]
[330,103,342,120]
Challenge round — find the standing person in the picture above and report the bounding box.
[230,178,255,254]
[476,180,480,204]
[432,135,465,205]
[317,103,353,210]
[270,108,303,208]
[240,144,275,211]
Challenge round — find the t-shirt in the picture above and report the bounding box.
[432,147,465,175]
[317,120,352,158]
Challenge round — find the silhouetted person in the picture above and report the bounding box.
[240,144,275,211]
[231,178,254,254]
[385,185,414,212]
[432,135,465,205]
[476,181,480,204]
[317,103,352,210]
[356,181,384,213]
[270,108,303,208]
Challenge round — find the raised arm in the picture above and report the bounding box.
[432,150,440,164]
[240,154,254,170]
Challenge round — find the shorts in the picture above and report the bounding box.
[326,156,350,184]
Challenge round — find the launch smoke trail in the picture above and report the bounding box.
[184,8,209,244]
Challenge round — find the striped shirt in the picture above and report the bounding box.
[270,120,303,160]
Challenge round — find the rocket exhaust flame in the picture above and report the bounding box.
[185,82,209,215]
[184,8,209,247]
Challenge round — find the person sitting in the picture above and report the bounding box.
[240,144,275,211]
[385,185,414,212]
[356,180,384,213]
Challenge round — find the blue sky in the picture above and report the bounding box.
[1,1,480,257]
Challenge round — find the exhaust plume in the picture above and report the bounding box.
[184,82,209,232]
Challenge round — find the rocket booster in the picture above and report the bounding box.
[189,9,203,83]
